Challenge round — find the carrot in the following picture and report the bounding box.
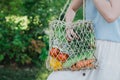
[71,59,95,70]
[86,63,94,68]
[83,59,95,65]
[77,59,94,67]
[71,65,77,71]
[85,63,97,69]
[76,61,84,68]
[63,52,94,68]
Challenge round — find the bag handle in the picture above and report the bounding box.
[58,0,86,21]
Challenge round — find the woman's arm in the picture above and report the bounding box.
[65,0,83,24]
[93,0,120,23]
[65,0,83,41]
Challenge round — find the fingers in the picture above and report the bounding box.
[71,29,79,39]
[66,35,71,42]
[66,30,74,42]
[66,29,79,42]
[68,34,74,41]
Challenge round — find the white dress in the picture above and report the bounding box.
[47,40,120,80]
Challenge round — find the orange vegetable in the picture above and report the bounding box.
[50,47,60,57]
[71,59,95,70]
[85,63,94,68]
[77,59,95,69]
[56,52,69,63]
[71,64,78,71]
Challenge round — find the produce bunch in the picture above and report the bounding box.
[49,47,69,70]
[47,20,96,71]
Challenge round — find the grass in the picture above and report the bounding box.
[36,65,51,80]
[0,64,51,80]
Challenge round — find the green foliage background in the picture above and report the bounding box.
[0,0,83,66]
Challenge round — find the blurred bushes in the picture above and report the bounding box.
[0,0,83,66]
[0,0,50,66]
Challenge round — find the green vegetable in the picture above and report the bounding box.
[50,21,96,69]
[63,52,94,68]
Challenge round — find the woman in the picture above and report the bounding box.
[47,0,120,80]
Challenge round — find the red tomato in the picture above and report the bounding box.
[57,52,69,62]
[50,47,60,57]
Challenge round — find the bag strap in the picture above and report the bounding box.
[83,0,86,21]
[58,0,86,21]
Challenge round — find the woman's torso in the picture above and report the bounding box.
[85,0,120,42]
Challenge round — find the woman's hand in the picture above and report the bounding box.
[65,0,83,41]
[65,28,79,42]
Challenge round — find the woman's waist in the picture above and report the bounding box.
[95,32,120,43]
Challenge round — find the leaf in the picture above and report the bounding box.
[39,48,48,61]
[0,54,4,61]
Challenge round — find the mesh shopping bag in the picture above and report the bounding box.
[46,0,97,71]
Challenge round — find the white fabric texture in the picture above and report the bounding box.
[47,40,120,80]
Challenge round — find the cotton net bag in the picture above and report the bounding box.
[46,0,97,71]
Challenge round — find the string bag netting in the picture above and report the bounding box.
[46,0,97,71]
